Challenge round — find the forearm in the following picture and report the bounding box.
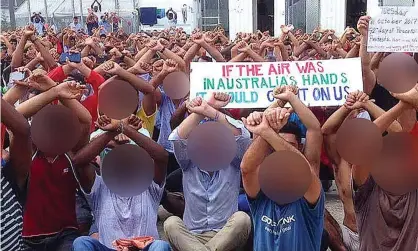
[134,47,148,61]
[114,69,154,94]
[1,99,30,136]
[16,87,58,118]
[25,58,42,70]
[3,85,28,105]
[139,49,155,63]
[363,101,405,133]
[201,42,225,62]
[321,106,351,135]
[288,95,321,130]
[205,107,241,136]
[123,126,167,162]
[162,48,186,71]
[32,37,57,69]
[170,103,188,130]
[346,44,359,58]
[59,99,92,125]
[150,70,169,89]
[293,42,309,57]
[229,52,247,62]
[177,113,205,139]
[373,101,409,134]
[72,131,118,166]
[184,43,200,63]
[241,136,271,174]
[11,36,28,69]
[247,49,265,62]
[336,48,348,58]
[261,128,305,156]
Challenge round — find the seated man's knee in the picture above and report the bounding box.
[72,236,95,249]
[148,240,171,251]
[231,211,252,233]
[163,216,182,235]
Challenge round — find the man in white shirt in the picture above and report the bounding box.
[70,17,83,32]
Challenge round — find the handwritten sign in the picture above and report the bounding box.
[368,6,418,52]
[189,58,363,109]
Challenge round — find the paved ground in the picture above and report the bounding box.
[156,182,344,250]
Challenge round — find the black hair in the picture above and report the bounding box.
[279,121,302,143]
[199,56,213,62]
[9,39,17,43]
[100,34,106,38]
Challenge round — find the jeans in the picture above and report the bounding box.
[72,236,171,251]
[22,228,79,251]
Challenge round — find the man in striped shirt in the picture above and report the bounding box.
[1,99,32,251]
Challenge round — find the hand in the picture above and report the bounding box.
[103,61,123,75]
[152,59,164,73]
[114,134,130,144]
[357,16,371,36]
[391,84,418,108]
[273,85,298,102]
[245,111,263,126]
[237,41,250,53]
[264,107,292,131]
[187,97,210,116]
[54,81,87,99]
[261,38,275,49]
[95,115,121,132]
[123,114,143,131]
[158,38,170,48]
[85,37,94,46]
[204,32,217,44]
[24,26,35,38]
[280,25,290,34]
[27,72,57,91]
[344,90,370,110]
[138,62,152,73]
[191,32,205,45]
[242,112,271,135]
[162,59,178,74]
[207,92,231,109]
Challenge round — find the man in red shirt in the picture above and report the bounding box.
[47,58,105,132]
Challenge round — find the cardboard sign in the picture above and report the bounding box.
[189,58,364,108]
[368,6,418,52]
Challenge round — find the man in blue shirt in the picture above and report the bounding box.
[164,93,252,251]
[241,86,325,251]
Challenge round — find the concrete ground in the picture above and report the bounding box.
[157,182,344,250]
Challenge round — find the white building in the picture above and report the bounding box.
[228,0,415,40]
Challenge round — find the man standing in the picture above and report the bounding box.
[70,17,83,33]
[166,8,177,28]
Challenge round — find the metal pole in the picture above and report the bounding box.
[43,0,48,23]
[71,0,75,18]
[27,0,32,23]
[79,0,83,25]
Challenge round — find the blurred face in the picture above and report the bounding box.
[279,133,300,150]
[35,17,40,23]
[74,18,78,24]
[93,6,98,12]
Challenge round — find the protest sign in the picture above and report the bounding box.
[368,6,418,52]
[189,58,363,108]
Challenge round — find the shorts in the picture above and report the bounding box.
[341,224,360,251]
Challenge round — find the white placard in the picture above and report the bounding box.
[368,6,418,52]
[189,58,364,108]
